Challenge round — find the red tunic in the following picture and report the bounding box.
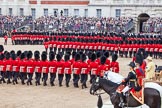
[5,58,12,71]
[63,60,72,74]
[98,65,109,77]
[34,60,42,73]
[80,61,89,74]
[89,61,99,75]
[110,61,119,73]
[26,59,35,73]
[56,60,64,74]
[48,60,57,73]
[12,59,20,72]
[73,61,81,75]
[41,60,49,73]
[19,59,27,73]
[135,68,145,86]
[0,60,6,72]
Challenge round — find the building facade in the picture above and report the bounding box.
[0,0,162,32]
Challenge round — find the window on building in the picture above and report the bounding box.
[64,9,69,17]
[31,8,36,19]
[84,9,88,17]
[20,8,24,16]
[44,9,48,16]
[54,9,58,17]
[0,8,1,15]
[96,9,102,18]
[115,9,121,17]
[74,9,79,16]
[9,8,12,16]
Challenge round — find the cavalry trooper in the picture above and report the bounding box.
[119,62,138,107]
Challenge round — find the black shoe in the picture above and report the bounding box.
[3,80,6,83]
[35,82,38,86]
[27,82,29,86]
[82,84,84,89]
[43,83,47,86]
[66,83,69,87]
[30,82,32,85]
[12,81,15,85]
[16,81,18,84]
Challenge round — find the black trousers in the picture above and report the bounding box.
[73,74,80,85]
[20,72,26,84]
[65,74,71,85]
[43,73,48,85]
[7,71,12,83]
[58,74,64,86]
[27,73,33,84]
[0,71,6,83]
[90,75,96,84]
[129,51,133,58]
[81,74,88,85]
[50,73,56,84]
[124,51,128,58]
[13,71,18,83]
[35,72,41,85]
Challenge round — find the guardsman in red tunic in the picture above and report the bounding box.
[80,54,89,89]
[4,34,8,45]
[41,53,49,86]
[26,51,35,85]
[34,51,41,86]
[98,56,109,78]
[89,53,98,84]
[48,53,57,86]
[56,54,64,87]
[63,54,72,87]
[19,53,27,85]
[110,54,119,73]
[72,53,81,88]
[11,53,20,85]
[103,51,110,66]
[0,54,6,83]
[135,53,145,87]
[5,52,12,84]
[95,51,102,65]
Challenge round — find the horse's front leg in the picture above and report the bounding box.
[113,105,122,108]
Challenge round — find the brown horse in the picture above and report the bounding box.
[90,77,162,108]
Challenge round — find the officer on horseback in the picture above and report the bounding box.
[119,61,138,107]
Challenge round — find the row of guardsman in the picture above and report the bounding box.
[8,32,162,59]
[0,45,119,88]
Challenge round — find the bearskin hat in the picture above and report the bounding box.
[56,54,62,61]
[96,51,102,58]
[20,53,25,60]
[64,54,70,61]
[81,54,87,62]
[112,54,118,62]
[11,53,16,60]
[135,53,143,66]
[49,53,54,61]
[49,51,54,55]
[27,51,33,59]
[75,53,80,61]
[100,56,106,65]
[104,51,109,58]
[91,53,96,61]
[42,51,47,55]
[41,53,47,61]
[10,50,15,55]
[34,50,40,56]
[0,53,5,60]
[34,53,40,60]
[0,45,4,52]
[4,51,8,55]
[17,50,22,57]
[5,52,10,60]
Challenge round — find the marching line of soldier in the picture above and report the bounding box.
[0,45,119,89]
[9,32,162,59]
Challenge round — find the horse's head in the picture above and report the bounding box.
[90,77,101,95]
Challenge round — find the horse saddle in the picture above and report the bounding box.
[116,85,144,104]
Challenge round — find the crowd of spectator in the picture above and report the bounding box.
[142,17,162,33]
[30,16,134,33]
